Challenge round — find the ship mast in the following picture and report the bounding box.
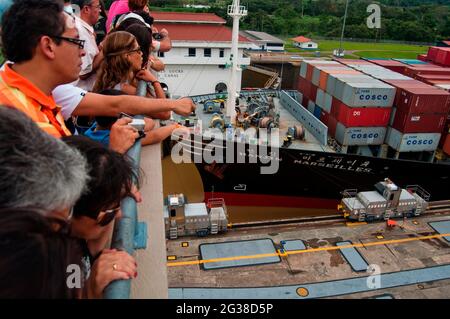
[226,0,247,124]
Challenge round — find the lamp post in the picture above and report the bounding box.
[226,0,247,124]
[338,0,350,57]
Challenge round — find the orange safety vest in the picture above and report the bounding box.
[0,66,71,138]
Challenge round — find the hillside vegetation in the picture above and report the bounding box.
[120,0,450,42]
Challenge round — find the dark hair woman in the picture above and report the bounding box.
[0,208,84,299]
[62,136,138,298]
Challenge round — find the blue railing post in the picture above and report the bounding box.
[103,81,148,299]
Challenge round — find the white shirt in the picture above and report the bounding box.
[52,84,87,120]
[75,17,99,92]
[1,62,87,121]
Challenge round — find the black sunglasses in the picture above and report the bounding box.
[96,206,121,227]
[51,35,86,50]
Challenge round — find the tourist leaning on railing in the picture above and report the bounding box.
[0,106,89,218]
[63,136,138,299]
[93,31,165,99]
[0,0,140,153]
[0,107,89,298]
[0,208,85,299]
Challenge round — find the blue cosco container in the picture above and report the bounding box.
[335,123,386,146]
[385,127,441,152]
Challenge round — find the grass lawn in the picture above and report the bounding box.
[283,39,428,60]
[317,40,428,52]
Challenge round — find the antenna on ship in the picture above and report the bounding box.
[226,0,247,124]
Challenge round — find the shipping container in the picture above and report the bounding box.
[427,47,440,61]
[364,59,407,74]
[328,115,338,137]
[418,54,428,62]
[326,74,370,96]
[306,64,314,81]
[405,66,450,78]
[335,59,373,66]
[332,102,392,127]
[335,124,386,146]
[320,110,330,127]
[385,127,441,152]
[298,77,313,100]
[302,60,341,80]
[426,80,450,86]
[300,63,307,78]
[383,79,430,90]
[340,81,396,107]
[312,68,320,86]
[392,109,446,134]
[323,92,333,113]
[310,83,318,102]
[439,118,450,147]
[396,87,450,114]
[305,60,341,66]
[443,133,450,156]
[316,88,324,108]
[313,105,322,119]
[307,100,316,114]
[393,59,427,65]
[332,76,379,101]
[414,74,450,85]
[311,66,348,86]
[436,84,450,91]
[302,95,309,108]
[344,64,412,81]
[389,107,397,126]
[318,68,355,91]
[435,48,450,66]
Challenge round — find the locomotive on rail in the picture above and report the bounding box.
[163,194,229,239]
[339,178,430,222]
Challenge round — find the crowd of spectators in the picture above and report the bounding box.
[0,0,195,298]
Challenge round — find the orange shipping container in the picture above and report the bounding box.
[318,69,360,91]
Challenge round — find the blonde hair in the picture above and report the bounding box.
[93,31,137,93]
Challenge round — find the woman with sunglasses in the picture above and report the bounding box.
[93,31,165,100]
[63,135,139,299]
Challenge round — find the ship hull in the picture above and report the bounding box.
[166,136,450,209]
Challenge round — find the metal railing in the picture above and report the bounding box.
[103,81,148,299]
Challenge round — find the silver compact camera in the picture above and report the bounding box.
[128,118,146,131]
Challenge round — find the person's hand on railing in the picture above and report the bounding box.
[109,118,140,154]
[86,249,137,299]
[172,98,196,117]
[143,117,155,133]
[135,69,158,83]
[130,184,142,203]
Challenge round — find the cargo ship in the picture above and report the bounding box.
[166,88,450,212]
[163,1,450,214]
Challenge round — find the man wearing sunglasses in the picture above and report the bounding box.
[71,0,103,91]
[0,0,140,155]
[0,0,86,138]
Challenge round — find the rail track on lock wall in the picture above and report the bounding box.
[228,200,450,230]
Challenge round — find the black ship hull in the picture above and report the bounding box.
[167,136,450,210]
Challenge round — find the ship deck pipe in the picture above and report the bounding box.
[103,81,147,299]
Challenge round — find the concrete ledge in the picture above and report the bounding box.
[131,139,168,299]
